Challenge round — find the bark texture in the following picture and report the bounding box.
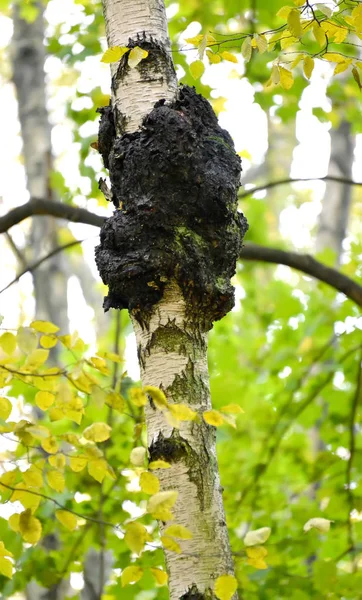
[99,0,245,597]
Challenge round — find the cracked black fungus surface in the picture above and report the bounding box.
[95,85,248,329]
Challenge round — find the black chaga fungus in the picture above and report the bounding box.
[95,85,248,330]
[96,104,116,169]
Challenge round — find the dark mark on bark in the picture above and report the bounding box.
[95,85,248,330]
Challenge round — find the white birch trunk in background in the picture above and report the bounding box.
[101,0,237,597]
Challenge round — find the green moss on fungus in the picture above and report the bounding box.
[95,85,248,330]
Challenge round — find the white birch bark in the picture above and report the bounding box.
[101,0,237,597]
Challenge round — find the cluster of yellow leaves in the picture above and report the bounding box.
[244,526,271,570]
[214,574,238,600]
[121,565,168,587]
[101,45,148,67]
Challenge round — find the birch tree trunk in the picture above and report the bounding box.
[97,0,247,597]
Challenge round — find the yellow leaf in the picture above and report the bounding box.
[0,545,13,578]
[130,447,147,466]
[246,545,268,559]
[70,456,88,472]
[214,574,238,600]
[147,490,178,520]
[30,320,59,334]
[150,568,168,585]
[190,60,205,80]
[254,34,268,54]
[276,6,292,19]
[303,517,333,533]
[294,0,305,6]
[287,9,302,37]
[125,522,150,554]
[23,467,43,488]
[88,458,108,483]
[323,53,345,63]
[185,34,215,46]
[221,51,238,63]
[160,535,182,553]
[168,404,198,421]
[47,470,65,492]
[0,397,12,420]
[49,454,66,470]
[27,424,50,439]
[83,422,111,443]
[11,485,40,512]
[19,509,42,544]
[244,527,271,547]
[17,327,37,354]
[247,556,268,569]
[39,335,58,349]
[164,524,192,540]
[279,66,294,90]
[0,332,16,355]
[9,513,20,532]
[35,391,55,410]
[203,410,224,427]
[334,61,350,75]
[130,387,147,407]
[220,404,244,414]
[149,460,171,470]
[97,350,123,364]
[26,349,49,369]
[55,510,77,531]
[241,37,252,62]
[143,386,168,410]
[105,391,125,412]
[121,565,143,586]
[128,46,149,68]
[206,50,221,64]
[313,22,325,47]
[89,356,110,375]
[139,471,160,495]
[41,436,59,454]
[303,56,314,79]
[101,46,129,63]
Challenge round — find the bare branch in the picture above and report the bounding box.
[1,198,362,308]
[0,198,104,233]
[239,175,362,200]
[241,243,362,307]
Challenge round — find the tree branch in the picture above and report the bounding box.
[241,243,362,307]
[238,175,362,200]
[0,198,104,233]
[2,198,362,308]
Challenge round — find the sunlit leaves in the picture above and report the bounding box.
[190,60,205,80]
[287,9,303,38]
[143,386,168,410]
[121,565,143,586]
[147,490,178,520]
[0,542,13,578]
[10,509,42,544]
[160,535,182,553]
[47,470,65,493]
[214,574,238,600]
[241,37,252,62]
[203,409,224,426]
[221,51,237,63]
[139,471,160,494]
[130,446,146,466]
[69,456,88,472]
[150,568,168,585]
[0,332,16,355]
[0,396,11,420]
[130,387,147,407]
[246,545,268,569]
[101,46,129,63]
[30,320,59,334]
[303,518,333,533]
[279,66,294,90]
[128,47,149,68]
[244,527,271,546]
[35,391,55,410]
[149,460,171,470]
[83,422,111,442]
[164,524,192,540]
[303,56,314,79]
[124,522,150,554]
[55,510,78,531]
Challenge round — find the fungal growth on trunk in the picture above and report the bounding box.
[95,85,248,329]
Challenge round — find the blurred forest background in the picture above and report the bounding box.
[0,0,362,598]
